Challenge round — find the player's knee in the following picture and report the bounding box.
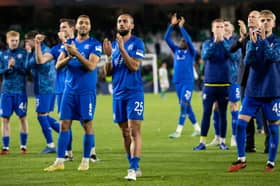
[131,128,141,139]
[180,103,189,114]
[212,102,218,111]
[203,107,212,115]
[60,121,71,131]
[120,126,130,138]
[2,117,10,124]
[229,102,238,111]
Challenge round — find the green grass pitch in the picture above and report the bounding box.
[0,92,279,186]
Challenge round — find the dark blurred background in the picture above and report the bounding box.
[1,0,280,94]
[1,0,280,42]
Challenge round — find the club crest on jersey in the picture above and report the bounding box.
[17,53,23,59]
[128,44,133,51]
[84,44,90,50]
[3,55,8,60]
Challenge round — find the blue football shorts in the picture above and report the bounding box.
[239,97,280,120]
[60,93,96,121]
[229,83,241,102]
[35,94,56,113]
[175,83,194,104]
[0,93,27,117]
[113,93,144,123]
[56,94,63,113]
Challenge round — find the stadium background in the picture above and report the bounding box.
[0,1,280,185]
[1,0,280,96]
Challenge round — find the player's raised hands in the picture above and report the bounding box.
[65,41,78,56]
[178,16,185,28]
[171,13,179,26]
[103,38,112,56]
[258,25,266,40]
[116,33,124,50]
[249,28,258,43]
[35,34,45,45]
[8,57,15,69]
[58,31,67,43]
[214,32,224,43]
[238,20,247,39]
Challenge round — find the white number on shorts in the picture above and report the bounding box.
[88,103,93,116]
[272,103,280,116]
[19,102,27,111]
[134,101,144,115]
[235,88,240,99]
[184,90,191,100]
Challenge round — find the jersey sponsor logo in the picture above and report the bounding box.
[176,54,186,61]
[134,101,144,116]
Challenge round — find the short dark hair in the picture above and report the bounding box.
[118,13,134,24]
[25,30,39,40]
[77,14,90,20]
[59,18,75,27]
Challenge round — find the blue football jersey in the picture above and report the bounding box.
[25,43,56,94]
[244,34,280,97]
[202,38,232,84]
[164,25,196,85]
[0,48,27,93]
[50,43,67,94]
[111,35,145,99]
[62,37,102,95]
[226,36,241,84]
